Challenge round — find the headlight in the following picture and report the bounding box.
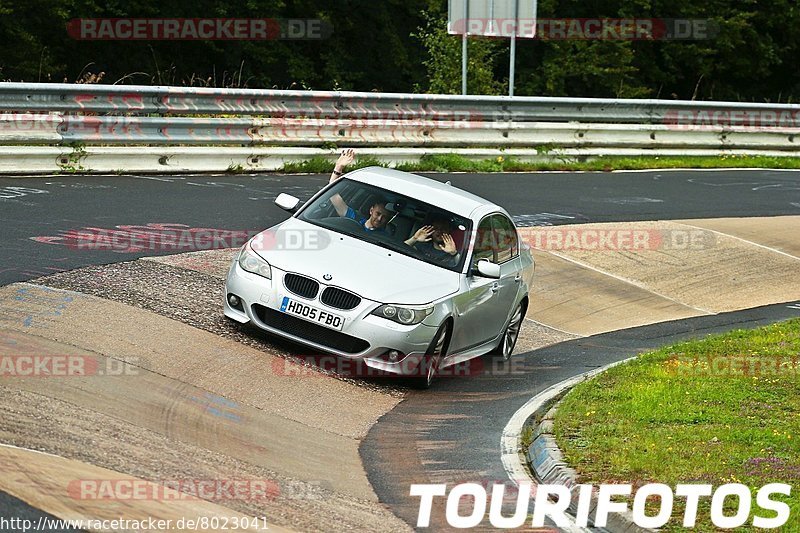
[371,304,433,325]
[238,242,272,279]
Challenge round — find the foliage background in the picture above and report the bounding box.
[1,0,797,101]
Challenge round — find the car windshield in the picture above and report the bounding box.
[296,179,472,272]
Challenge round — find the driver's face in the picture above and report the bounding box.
[431,223,448,242]
[369,204,391,228]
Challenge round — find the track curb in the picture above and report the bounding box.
[502,356,655,532]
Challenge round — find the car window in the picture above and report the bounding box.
[296,178,472,272]
[492,214,518,263]
[471,216,496,269]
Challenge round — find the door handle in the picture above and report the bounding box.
[491,283,499,293]
[514,274,522,283]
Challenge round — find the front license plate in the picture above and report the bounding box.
[279,296,345,331]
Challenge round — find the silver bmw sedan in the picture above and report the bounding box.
[224,167,534,388]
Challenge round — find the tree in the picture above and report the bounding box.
[413,9,506,95]
[0,0,797,101]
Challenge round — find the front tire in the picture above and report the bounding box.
[411,322,450,390]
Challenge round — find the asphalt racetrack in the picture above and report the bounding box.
[2,169,799,285]
[1,169,799,531]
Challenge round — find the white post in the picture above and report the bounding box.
[509,32,516,97]
[462,0,469,95]
[509,0,519,97]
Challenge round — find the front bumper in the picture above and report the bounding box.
[224,258,439,376]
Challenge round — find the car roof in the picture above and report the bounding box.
[346,166,494,218]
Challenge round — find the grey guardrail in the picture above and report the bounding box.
[2,82,800,125]
[0,82,799,173]
[2,114,797,149]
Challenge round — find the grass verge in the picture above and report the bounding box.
[276,153,800,173]
[553,319,800,532]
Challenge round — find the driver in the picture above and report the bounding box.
[328,149,389,232]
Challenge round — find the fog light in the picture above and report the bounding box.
[376,350,406,364]
[228,294,241,308]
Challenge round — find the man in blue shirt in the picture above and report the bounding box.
[341,204,390,232]
[327,149,390,232]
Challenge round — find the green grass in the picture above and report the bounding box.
[280,156,389,174]
[278,153,800,174]
[520,424,536,452]
[553,319,800,531]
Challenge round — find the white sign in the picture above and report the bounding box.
[448,0,538,38]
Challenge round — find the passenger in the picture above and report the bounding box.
[404,218,461,267]
[328,149,390,232]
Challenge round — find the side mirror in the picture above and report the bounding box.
[476,259,501,279]
[275,193,301,213]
